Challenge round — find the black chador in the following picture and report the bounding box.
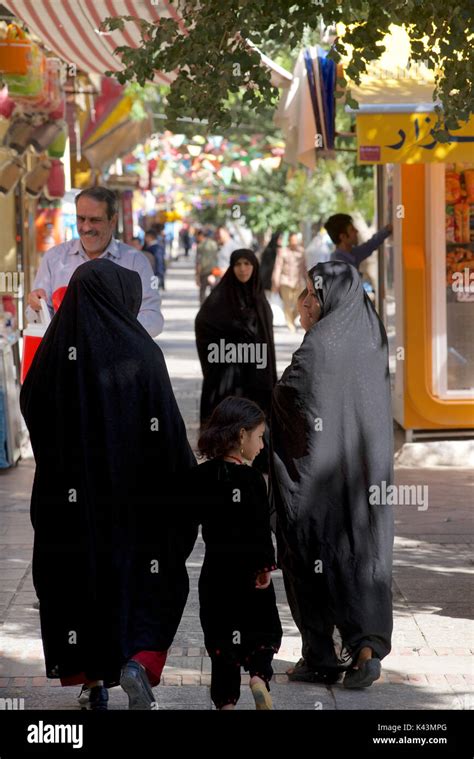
[270,261,394,673]
[20,259,196,686]
[195,249,277,426]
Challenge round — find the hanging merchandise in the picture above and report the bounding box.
[4,39,45,98]
[24,158,52,197]
[45,158,65,199]
[317,47,336,151]
[28,120,63,153]
[47,121,68,158]
[0,86,15,119]
[49,93,66,121]
[0,23,34,75]
[2,115,36,154]
[14,57,62,112]
[0,156,24,194]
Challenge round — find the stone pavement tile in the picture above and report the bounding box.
[0,570,29,579]
[173,618,205,648]
[164,656,202,673]
[332,683,463,710]
[241,682,335,711]
[0,660,45,677]
[0,581,24,592]
[383,656,472,674]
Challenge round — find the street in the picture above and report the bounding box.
[0,255,472,711]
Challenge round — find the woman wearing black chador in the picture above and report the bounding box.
[270,261,394,689]
[195,249,277,471]
[20,259,196,710]
[185,397,282,710]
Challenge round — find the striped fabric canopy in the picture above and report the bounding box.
[3,0,180,84]
[2,0,292,87]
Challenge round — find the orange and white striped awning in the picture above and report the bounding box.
[2,0,292,88]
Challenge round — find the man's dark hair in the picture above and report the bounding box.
[325,214,353,245]
[197,396,265,460]
[75,187,118,219]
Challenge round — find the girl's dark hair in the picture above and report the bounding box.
[198,396,265,459]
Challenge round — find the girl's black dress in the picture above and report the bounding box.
[187,459,282,666]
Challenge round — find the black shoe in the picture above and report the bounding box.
[343,658,381,689]
[120,661,156,710]
[89,686,109,710]
[78,685,109,710]
[287,658,341,685]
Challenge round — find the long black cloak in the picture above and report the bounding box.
[259,232,281,291]
[186,459,282,658]
[270,261,394,661]
[20,259,196,685]
[195,249,277,426]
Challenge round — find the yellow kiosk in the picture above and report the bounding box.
[347,28,474,439]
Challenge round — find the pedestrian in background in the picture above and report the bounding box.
[195,249,277,472]
[144,226,166,290]
[195,228,218,304]
[26,186,163,337]
[259,231,282,293]
[271,232,307,332]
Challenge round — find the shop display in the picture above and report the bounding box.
[0,23,34,75]
[0,156,24,194]
[45,158,65,199]
[445,163,474,290]
[24,159,52,196]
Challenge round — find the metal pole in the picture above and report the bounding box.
[376,165,386,321]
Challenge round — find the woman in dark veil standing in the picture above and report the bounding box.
[259,231,282,292]
[20,258,196,709]
[195,249,277,470]
[270,261,394,688]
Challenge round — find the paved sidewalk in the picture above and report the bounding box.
[0,255,472,710]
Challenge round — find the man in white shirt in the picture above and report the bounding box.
[216,226,240,273]
[27,187,164,337]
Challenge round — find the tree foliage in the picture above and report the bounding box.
[104,0,473,136]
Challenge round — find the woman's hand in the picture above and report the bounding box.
[255,571,271,589]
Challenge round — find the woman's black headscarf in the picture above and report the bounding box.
[195,248,277,425]
[20,258,196,685]
[270,261,394,660]
[260,231,281,291]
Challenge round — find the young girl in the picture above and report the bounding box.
[187,396,282,710]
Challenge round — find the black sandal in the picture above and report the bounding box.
[287,658,341,685]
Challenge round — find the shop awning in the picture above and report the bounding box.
[2,1,291,88]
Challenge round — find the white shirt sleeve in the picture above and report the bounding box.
[26,250,55,323]
[132,253,164,337]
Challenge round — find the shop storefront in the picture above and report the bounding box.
[353,86,474,438]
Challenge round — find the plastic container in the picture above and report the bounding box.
[45,158,65,199]
[20,298,50,383]
[0,25,33,75]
